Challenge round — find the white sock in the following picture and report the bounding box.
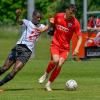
[46,81,51,86]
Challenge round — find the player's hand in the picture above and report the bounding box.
[16,9,22,16]
[49,18,54,24]
[72,49,78,56]
[35,28,42,33]
[35,25,49,33]
[72,50,80,61]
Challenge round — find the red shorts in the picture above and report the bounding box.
[50,45,69,59]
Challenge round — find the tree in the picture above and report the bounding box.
[0,0,26,25]
[0,0,100,25]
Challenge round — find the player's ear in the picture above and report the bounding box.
[49,18,54,24]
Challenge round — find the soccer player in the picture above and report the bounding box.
[87,15,97,30]
[0,9,48,87]
[87,15,100,31]
[38,4,82,91]
[86,15,100,47]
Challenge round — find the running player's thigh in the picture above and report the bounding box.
[12,60,24,73]
[58,51,69,66]
[3,57,14,68]
[60,50,69,60]
[50,45,60,64]
[2,47,16,68]
[58,57,65,67]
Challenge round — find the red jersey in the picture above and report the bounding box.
[51,13,82,50]
[87,18,100,28]
[87,18,95,28]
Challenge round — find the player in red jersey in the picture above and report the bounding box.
[38,4,82,91]
[87,15,97,29]
[87,15,100,31]
[86,15,100,47]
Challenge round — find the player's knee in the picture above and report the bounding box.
[0,67,7,73]
[53,59,59,66]
[52,55,60,65]
[58,58,65,67]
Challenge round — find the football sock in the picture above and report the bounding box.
[46,61,55,73]
[49,66,61,82]
[0,73,15,86]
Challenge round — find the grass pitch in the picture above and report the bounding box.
[0,29,100,100]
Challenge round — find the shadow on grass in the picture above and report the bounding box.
[2,87,65,92]
[4,88,34,91]
[53,88,64,91]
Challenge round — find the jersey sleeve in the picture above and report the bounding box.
[74,20,82,36]
[39,24,46,29]
[22,19,29,26]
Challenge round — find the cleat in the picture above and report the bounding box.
[38,74,48,84]
[45,84,52,92]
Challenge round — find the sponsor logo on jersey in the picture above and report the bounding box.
[56,25,69,32]
[68,23,72,27]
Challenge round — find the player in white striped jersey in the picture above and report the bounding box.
[0,9,48,87]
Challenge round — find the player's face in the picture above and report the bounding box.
[65,9,75,20]
[32,13,41,25]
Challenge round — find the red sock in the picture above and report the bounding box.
[46,61,55,73]
[49,66,61,82]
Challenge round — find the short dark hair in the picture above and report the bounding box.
[68,4,77,13]
[32,10,42,18]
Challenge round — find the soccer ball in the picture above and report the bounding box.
[65,79,78,90]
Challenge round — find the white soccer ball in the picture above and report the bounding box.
[65,79,78,90]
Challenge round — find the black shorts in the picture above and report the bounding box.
[8,44,32,64]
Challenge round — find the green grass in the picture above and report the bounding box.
[0,28,100,100]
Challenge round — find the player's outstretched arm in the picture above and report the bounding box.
[36,25,49,33]
[15,9,23,25]
[72,35,82,61]
[73,35,82,56]
[40,25,49,32]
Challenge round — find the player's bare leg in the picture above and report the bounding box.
[0,60,24,86]
[0,57,14,76]
[44,55,59,91]
[45,56,65,91]
[38,54,59,84]
[38,61,55,84]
